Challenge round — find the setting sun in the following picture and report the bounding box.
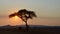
[14,16,19,19]
[11,15,20,22]
[9,15,22,25]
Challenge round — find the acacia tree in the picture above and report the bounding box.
[9,9,37,31]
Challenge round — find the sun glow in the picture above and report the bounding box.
[9,15,22,25]
[14,16,19,19]
[11,16,20,22]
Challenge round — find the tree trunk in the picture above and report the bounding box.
[25,20,29,31]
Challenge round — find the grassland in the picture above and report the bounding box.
[0,25,60,34]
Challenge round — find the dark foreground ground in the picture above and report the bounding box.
[0,25,60,34]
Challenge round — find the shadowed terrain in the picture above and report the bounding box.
[0,25,60,34]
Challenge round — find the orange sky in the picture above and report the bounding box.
[0,17,60,26]
[0,0,60,26]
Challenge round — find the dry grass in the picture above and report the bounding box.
[0,27,60,34]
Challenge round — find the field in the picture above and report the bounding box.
[0,25,60,34]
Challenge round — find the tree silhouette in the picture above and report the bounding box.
[9,9,37,31]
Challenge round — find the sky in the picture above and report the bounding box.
[0,0,60,26]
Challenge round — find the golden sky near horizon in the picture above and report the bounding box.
[0,0,60,26]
